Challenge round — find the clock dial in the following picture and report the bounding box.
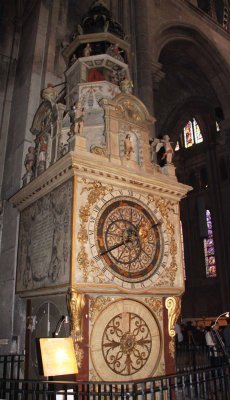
[97,198,161,282]
[90,299,162,381]
[88,191,168,288]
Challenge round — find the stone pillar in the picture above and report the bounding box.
[134,0,154,121]
[152,62,166,138]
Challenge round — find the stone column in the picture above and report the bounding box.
[152,62,165,138]
[134,0,154,114]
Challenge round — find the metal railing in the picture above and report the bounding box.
[0,348,230,399]
[0,354,25,380]
[0,366,230,399]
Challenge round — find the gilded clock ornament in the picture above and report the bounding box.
[88,189,169,290]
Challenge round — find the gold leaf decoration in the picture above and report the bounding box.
[74,342,84,369]
[77,180,113,281]
[155,362,166,376]
[169,338,175,359]
[145,297,163,320]
[165,296,181,338]
[89,296,113,323]
[67,288,85,341]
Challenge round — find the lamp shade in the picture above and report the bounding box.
[39,337,78,376]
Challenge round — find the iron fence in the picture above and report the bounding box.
[0,365,230,399]
[0,348,230,399]
[0,355,25,380]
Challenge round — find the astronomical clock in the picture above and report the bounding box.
[10,1,191,382]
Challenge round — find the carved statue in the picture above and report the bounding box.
[67,288,85,342]
[106,43,124,62]
[37,130,48,173]
[124,133,134,160]
[150,138,162,164]
[73,102,85,135]
[24,146,35,174]
[161,134,174,164]
[120,77,133,94]
[83,43,92,57]
[41,83,58,105]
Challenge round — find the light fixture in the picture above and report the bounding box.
[39,315,78,377]
[211,311,230,328]
[54,315,70,336]
[39,337,78,377]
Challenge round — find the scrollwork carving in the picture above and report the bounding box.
[77,180,113,281]
[67,288,85,342]
[165,296,181,338]
[144,297,163,320]
[146,195,178,287]
[89,296,112,323]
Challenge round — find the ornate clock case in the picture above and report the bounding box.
[11,1,191,382]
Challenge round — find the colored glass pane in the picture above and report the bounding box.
[183,118,203,148]
[204,209,217,278]
[193,118,203,144]
[183,121,194,148]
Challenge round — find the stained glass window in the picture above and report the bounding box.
[183,118,203,148]
[193,119,203,143]
[203,210,216,278]
[184,121,194,148]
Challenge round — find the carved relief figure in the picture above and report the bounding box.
[73,102,85,135]
[124,133,134,160]
[24,147,35,175]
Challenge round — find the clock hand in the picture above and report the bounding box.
[100,240,125,256]
[138,221,162,240]
[151,221,162,229]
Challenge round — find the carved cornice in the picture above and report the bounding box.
[10,151,191,211]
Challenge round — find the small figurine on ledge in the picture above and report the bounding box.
[38,132,48,173]
[120,77,133,94]
[150,138,162,164]
[73,102,85,135]
[106,43,124,62]
[124,133,134,160]
[83,43,92,57]
[161,134,174,164]
[24,146,35,175]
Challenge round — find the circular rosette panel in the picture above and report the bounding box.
[90,299,162,381]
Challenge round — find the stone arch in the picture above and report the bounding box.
[153,23,230,119]
[158,98,218,146]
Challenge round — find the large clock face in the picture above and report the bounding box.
[88,190,169,289]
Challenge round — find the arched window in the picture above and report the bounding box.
[203,210,217,278]
[183,118,203,148]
